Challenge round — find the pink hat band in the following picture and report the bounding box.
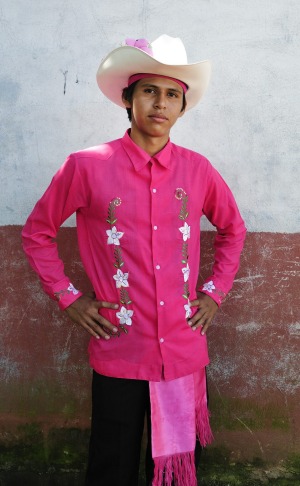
[128,73,188,93]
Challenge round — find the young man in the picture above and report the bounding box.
[22,35,246,486]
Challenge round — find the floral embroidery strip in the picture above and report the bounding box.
[175,188,192,319]
[201,280,226,302]
[106,197,133,335]
[54,283,79,301]
[175,187,189,220]
[106,197,120,225]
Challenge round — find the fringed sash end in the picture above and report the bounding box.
[153,451,197,486]
[196,402,214,447]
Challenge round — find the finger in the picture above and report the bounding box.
[85,322,115,340]
[187,307,206,327]
[190,313,209,331]
[78,319,106,339]
[96,300,119,310]
[92,314,119,335]
[200,319,212,335]
[198,314,214,335]
[189,298,200,308]
[97,314,118,334]
[84,303,120,335]
[80,300,118,318]
[79,315,117,340]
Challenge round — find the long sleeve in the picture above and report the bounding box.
[22,154,87,309]
[21,133,247,381]
[198,163,246,305]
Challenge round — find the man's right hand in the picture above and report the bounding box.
[65,292,119,340]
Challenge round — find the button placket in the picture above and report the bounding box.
[150,161,167,348]
[152,186,161,270]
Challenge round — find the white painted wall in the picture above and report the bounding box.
[1,0,299,231]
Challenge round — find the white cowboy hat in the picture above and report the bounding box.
[96,35,211,111]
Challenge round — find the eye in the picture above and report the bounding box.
[144,88,155,94]
[168,92,179,98]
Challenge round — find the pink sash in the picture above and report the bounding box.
[150,368,213,486]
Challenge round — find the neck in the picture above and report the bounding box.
[129,128,169,156]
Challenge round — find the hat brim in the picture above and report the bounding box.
[96,46,211,111]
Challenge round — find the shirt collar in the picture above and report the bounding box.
[121,130,173,171]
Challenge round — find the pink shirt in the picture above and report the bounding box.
[22,131,246,381]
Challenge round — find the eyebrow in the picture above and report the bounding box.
[139,83,182,94]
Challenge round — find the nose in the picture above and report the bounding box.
[154,93,167,109]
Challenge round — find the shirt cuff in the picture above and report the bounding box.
[196,279,226,307]
[52,281,83,310]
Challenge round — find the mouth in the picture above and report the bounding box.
[149,114,168,123]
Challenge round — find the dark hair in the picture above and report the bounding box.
[122,81,187,122]
[122,81,139,122]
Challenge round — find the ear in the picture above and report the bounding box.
[122,94,132,109]
[178,108,185,118]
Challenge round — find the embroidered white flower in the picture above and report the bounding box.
[184,302,192,319]
[182,263,190,282]
[113,269,129,288]
[106,226,124,245]
[67,283,79,295]
[179,222,190,241]
[116,306,134,326]
[202,280,216,293]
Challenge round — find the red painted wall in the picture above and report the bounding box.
[1,226,299,466]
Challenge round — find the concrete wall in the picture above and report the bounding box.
[1,0,299,482]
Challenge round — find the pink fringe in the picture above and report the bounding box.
[152,451,197,486]
[196,401,214,447]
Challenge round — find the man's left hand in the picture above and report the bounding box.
[188,293,218,335]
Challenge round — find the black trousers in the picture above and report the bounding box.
[85,371,202,486]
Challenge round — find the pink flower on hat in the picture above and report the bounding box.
[125,38,153,55]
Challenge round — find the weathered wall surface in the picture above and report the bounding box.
[1,228,299,482]
[1,0,299,230]
[0,0,299,482]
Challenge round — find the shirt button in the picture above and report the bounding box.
[156,265,161,270]
[160,301,164,306]
[152,188,157,193]
[159,338,164,343]
[153,225,158,230]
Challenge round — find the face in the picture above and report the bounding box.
[122,77,185,146]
